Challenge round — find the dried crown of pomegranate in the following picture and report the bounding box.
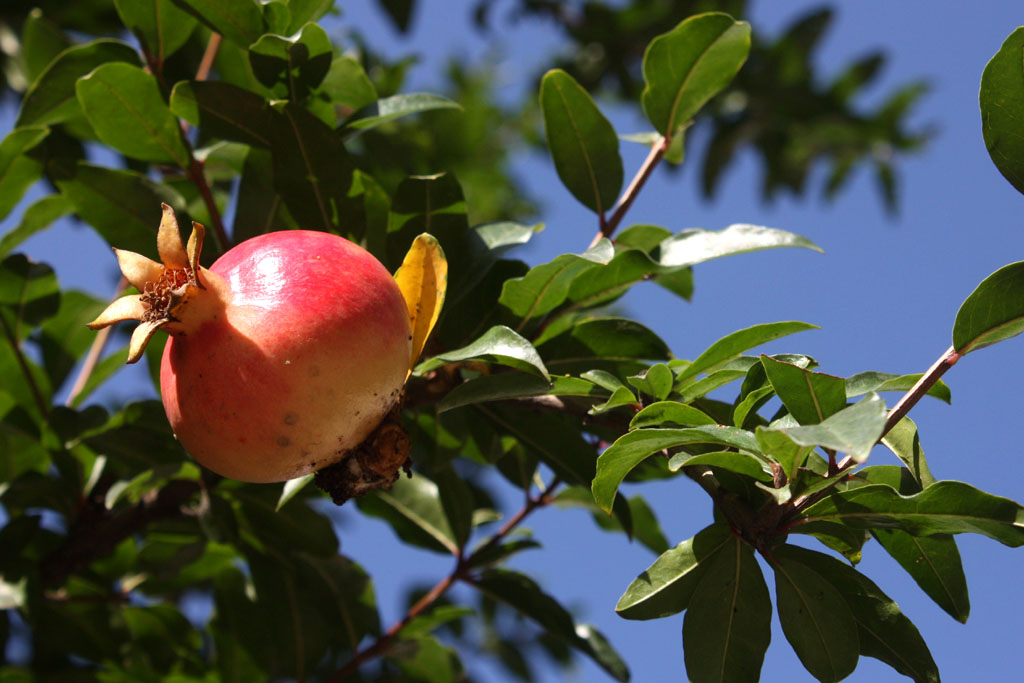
[88,203,219,363]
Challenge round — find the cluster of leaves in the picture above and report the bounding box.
[477,0,931,211]
[2,1,1024,683]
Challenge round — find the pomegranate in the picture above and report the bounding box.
[88,204,413,488]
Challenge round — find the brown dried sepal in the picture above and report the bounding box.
[314,404,411,506]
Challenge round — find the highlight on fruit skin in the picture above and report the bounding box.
[88,204,446,500]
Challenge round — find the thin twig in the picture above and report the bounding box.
[196,33,222,82]
[185,154,231,253]
[65,277,129,407]
[882,344,960,438]
[329,478,561,681]
[588,134,670,248]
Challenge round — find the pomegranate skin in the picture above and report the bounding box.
[159,230,412,483]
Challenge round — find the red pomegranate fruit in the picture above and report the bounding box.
[88,204,413,486]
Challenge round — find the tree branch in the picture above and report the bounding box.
[588,134,670,248]
[328,478,560,681]
[65,277,129,407]
[882,344,960,438]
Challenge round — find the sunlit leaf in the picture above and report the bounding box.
[395,233,448,371]
[953,261,1024,354]
[980,27,1024,195]
[676,321,818,384]
[642,13,751,136]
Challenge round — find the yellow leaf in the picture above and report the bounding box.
[394,233,448,374]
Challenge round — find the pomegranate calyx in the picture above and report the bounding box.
[87,203,211,364]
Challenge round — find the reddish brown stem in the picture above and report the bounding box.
[65,277,129,407]
[882,344,960,438]
[588,134,670,248]
[0,310,49,418]
[196,33,222,82]
[185,155,231,253]
[329,480,560,681]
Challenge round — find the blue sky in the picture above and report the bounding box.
[3,1,1024,681]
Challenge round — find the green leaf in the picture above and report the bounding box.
[292,553,380,650]
[434,462,473,550]
[346,93,463,132]
[439,372,552,412]
[777,545,939,683]
[629,364,671,401]
[668,450,773,482]
[657,223,822,269]
[845,370,951,404]
[755,428,811,482]
[249,23,333,100]
[56,162,184,256]
[114,0,197,64]
[19,9,71,86]
[593,426,762,513]
[620,130,685,163]
[980,27,1024,195]
[361,471,459,555]
[953,261,1024,354]
[233,147,292,241]
[762,355,847,424]
[320,55,378,111]
[35,290,106,391]
[764,393,887,463]
[676,321,818,384]
[419,325,548,377]
[682,533,771,683]
[173,0,263,47]
[0,255,61,336]
[234,486,337,557]
[0,127,49,222]
[641,12,752,136]
[803,481,1024,546]
[589,386,638,415]
[499,241,612,322]
[539,69,623,215]
[0,194,72,261]
[630,401,718,428]
[276,474,314,511]
[75,63,189,167]
[875,527,969,623]
[269,102,356,231]
[773,549,860,683]
[563,246,694,312]
[472,569,629,681]
[539,317,671,376]
[880,417,936,489]
[17,39,141,127]
[616,523,732,620]
[169,80,276,148]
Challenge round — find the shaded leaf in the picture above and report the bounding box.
[499,240,612,322]
[777,545,939,683]
[875,527,969,623]
[683,532,771,683]
[360,471,459,555]
[75,63,189,167]
[540,69,623,214]
[173,0,263,47]
[642,12,751,136]
[773,550,860,682]
[953,261,1024,354]
[0,254,61,336]
[881,417,936,489]
[980,27,1024,195]
[249,23,333,100]
[668,450,773,482]
[539,317,671,376]
[616,523,732,620]
[169,80,276,148]
[114,0,197,64]
[320,56,378,112]
[438,373,552,413]
[56,162,184,256]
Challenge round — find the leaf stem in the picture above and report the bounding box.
[588,134,670,248]
[329,477,560,681]
[184,153,231,254]
[65,277,129,407]
[881,344,960,438]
